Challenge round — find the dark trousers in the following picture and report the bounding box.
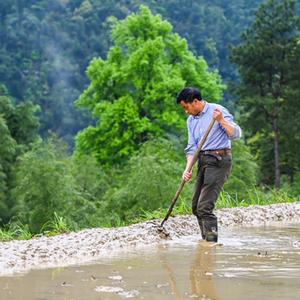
[192,154,232,240]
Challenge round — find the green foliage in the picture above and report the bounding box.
[12,101,40,147]
[134,198,191,223]
[12,137,109,233]
[0,116,16,171]
[0,0,267,143]
[141,140,262,218]
[0,221,32,242]
[136,185,298,222]
[41,212,71,236]
[152,0,264,84]
[224,140,259,198]
[217,186,298,209]
[291,172,300,195]
[280,41,300,183]
[0,96,40,149]
[13,137,76,233]
[0,116,16,220]
[76,5,224,166]
[0,95,39,223]
[1,0,299,237]
[281,171,300,197]
[76,95,154,164]
[99,137,192,224]
[71,154,109,202]
[230,0,300,187]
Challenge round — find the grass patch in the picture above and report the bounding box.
[0,213,71,242]
[216,187,298,209]
[1,187,298,242]
[40,212,71,236]
[136,186,299,223]
[133,196,192,223]
[0,221,32,242]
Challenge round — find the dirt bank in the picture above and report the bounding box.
[1,202,300,276]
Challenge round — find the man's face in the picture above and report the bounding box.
[180,100,200,116]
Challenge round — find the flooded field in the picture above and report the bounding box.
[1,223,300,300]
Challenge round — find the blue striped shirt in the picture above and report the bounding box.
[184,102,242,156]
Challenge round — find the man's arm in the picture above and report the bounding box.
[183,118,197,182]
[214,108,242,140]
[182,155,193,182]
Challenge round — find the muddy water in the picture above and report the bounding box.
[1,224,300,300]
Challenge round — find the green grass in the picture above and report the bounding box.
[0,213,71,242]
[134,186,299,223]
[1,187,298,242]
[133,196,192,223]
[0,222,32,242]
[40,212,71,236]
[216,187,298,209]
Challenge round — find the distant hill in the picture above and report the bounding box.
[0,0,280,142]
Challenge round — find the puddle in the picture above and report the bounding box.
[1,223,300,300]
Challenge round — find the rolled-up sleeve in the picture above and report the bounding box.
[230,124,242,140]
[222,107,242,141]
[184,118,197,156]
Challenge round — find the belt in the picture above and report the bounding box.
[200,148,231,156]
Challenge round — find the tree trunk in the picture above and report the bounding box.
[273,117,280,189]
[17,0,24,29]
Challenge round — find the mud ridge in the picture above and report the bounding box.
[1,202,299,276]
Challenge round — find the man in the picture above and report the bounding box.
[177,87,242,242]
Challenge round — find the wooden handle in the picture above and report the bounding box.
[160,118,216,227]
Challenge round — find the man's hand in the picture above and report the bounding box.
[213,108,224,122]
[213,107,236,137]
[182,170,192,182]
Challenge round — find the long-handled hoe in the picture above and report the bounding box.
[157,118,216,236]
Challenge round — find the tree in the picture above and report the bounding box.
[76,5,223,166]
[224,140,258,199]
[13,138,74,232]
[230,0,300,188]
[0,93,39,223]
[1,0,268,145]
[0,116,17,221]
[100,137,188,223]
[153,0,264,84]
[280,40,300,183]
[13,137,105,233]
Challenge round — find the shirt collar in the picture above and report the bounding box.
[193,101,208,119]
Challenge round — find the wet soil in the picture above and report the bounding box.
[0,202,300,277]
[1,223,300,300]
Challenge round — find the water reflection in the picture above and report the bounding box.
[158,242,219,300]
[158,243,183,300]
[190,243,219,300]
[1,224,300,300]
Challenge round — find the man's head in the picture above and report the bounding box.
[176,87,203,116]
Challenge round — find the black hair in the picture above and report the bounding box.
[176,87,202,104]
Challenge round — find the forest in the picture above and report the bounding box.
[0,0,299,239]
